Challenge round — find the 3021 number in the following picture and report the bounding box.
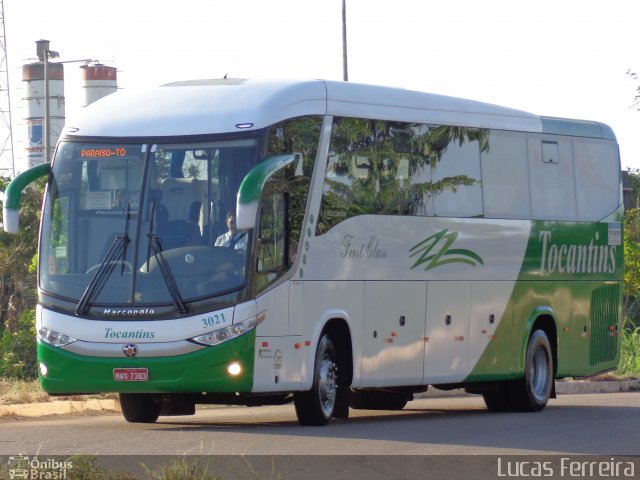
[201,313,226,329]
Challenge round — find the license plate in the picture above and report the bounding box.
[113,368,148,382]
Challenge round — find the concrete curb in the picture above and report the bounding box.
[0,398,120,418]
[0,381,638,418]
[555,379,640,394]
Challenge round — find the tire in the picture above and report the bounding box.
[294,334,338,426]
[511,329,554,412]
[482,383,513,412]
[119,393,161,423]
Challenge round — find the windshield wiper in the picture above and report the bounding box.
[146,202,188,314]
[75,205,132,316]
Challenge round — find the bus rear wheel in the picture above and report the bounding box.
[483,329,554,412]
[119,393,161,423]
[482,383,513,412]
[294,333,338,426]
[513,329,554,411]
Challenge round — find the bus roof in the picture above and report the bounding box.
[63,78,615,141]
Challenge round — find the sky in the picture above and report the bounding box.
[2,0,640,174]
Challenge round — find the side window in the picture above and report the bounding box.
[266,116,321,264]
[255,172,287,293]
[45,195,70,275]
[573,139,619,220]
[318,118,406,234]
[481,130,531,219]
[528,135,577,220]
[427,125,483,217]
[317,118,487,235]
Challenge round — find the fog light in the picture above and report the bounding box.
[227,362,242,376]
[39,362,48,377]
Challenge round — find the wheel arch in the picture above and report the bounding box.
[320,317,354,389]
[305,310,354,390]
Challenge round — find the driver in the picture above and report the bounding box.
[215,210,246,250]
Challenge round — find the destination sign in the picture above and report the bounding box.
[80,148,127,158]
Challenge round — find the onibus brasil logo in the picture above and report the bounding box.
[7,455,73,479]
[410,229,484,271]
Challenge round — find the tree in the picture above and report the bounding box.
[0,176,43,335]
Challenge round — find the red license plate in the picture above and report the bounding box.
[113,368,148,382]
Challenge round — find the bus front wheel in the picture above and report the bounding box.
[294,333,338,426]
[119,393,161,423]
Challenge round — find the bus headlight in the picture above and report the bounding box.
[190,316,257,346]
[227,362,242,376]
[38,327,77,347]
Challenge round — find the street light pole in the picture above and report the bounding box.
[36,39,59,163]
[342,0,348,82]
[44,50,50,163]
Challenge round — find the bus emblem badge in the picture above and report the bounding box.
[122,344,139,358]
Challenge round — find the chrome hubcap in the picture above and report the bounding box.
[530,346,550,402]
[318,355,337,418]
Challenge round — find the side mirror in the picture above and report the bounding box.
[2,163,51,233]
[236,154,301,230]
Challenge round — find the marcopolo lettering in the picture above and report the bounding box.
[103,307,155,317]
[539,230,616,275]
[104,327,156,339]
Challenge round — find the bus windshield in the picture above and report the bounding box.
[40,138,258,311]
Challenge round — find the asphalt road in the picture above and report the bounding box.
[1,392,638,456]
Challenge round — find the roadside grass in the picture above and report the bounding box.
[0,379,117,405]
[615,321,640,378]
[142,458,222,480]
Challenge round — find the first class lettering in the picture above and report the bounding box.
[80,148,127,158]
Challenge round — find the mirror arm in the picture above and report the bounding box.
[236,154,299,230]
[2,163,51,233]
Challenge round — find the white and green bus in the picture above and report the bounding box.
[3,79,623,425]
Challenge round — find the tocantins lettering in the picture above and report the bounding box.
[539,230,616,274]
[104,327,156,339]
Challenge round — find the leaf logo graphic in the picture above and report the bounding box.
[409,229,484,271]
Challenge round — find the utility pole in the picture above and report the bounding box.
[0,0,15,177]
[342,0,348,81]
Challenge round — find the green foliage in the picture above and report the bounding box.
[0,176,43,331]
[0,308,37,379]
[622,171,640,376]
[0,175,43,380]
[623,208,640,299]
[616,321,640,377]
